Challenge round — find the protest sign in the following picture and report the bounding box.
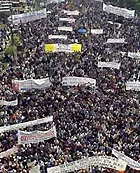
[126,81,140,91]
[0,116,53,133]
[62,77,96,87]
[107,38,125,44]
[91,29,103,34]
[112,149,140,170]
[98,62,121,69]
[18,126,56,144]
[63,10,79,16]
[0,99,18,106]
[59,18,75,23]
[12,78,51,90]
[12,8,46,24]
[58,27,73,32]
[45,44,81,53]
[48,35,67,40]
[47,156,126,173]
[103,4,135,18]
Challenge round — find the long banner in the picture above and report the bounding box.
[47,156,126,173]
[18,126,56,144]
[107,38,125,44]
[59,18,75,23]
[121,52,140,59]
[0,99,18,106]
[128,52,140,59]
[0,146,18,158]
[91,29,103,34]
[12,78,51,90]
[45,44,81,53]
[58,27,73,32]
[95,0,103,2]
[48,35,67,40]
[103,4,135,18]
[0,116,53,133]
[12,8,46,24]
[62,77,96,87]
[112,149,140,170]
[63,10,79,16]
[98,62,121,69]
[126,81,140,91]
[47,0,65,4]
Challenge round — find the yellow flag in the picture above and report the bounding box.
[71,44,81,52]
[45,44,55,52]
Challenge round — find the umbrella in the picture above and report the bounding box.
[78,28,87,33]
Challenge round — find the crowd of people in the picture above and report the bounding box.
[0,0,140,172]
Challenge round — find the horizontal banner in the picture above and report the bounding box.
[121,52,140,59]
[0,99,18,106]
[12,8,46,24]
[128,52,140,59]
[103,4,135,18]
[58,26,73,32]
[63,10,79,16]
[95,0,103,2]
[48,35,67,40]
[45,44,81,53]
[91,29,103,34]
[12,78,51,91]
[112,149,140,170]
[98,62,121,69]
[47,0,65,4]
[0,116,53,133]
[126,81,140,91]
[107,38,125,44]
[0,146,18,158]
[59,18,75,23]
[47,156,126,173]
[62,77,96,87]
[18,126,56,144]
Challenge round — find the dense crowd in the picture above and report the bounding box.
[0,0,140,172]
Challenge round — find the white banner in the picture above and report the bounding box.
[12,8,46,24]
[45,44,81,53]
[48,35,67,40]
[0,116,53,133]
[62,77,96,87]
[50,44,71,53]
[47,0,65,4]
[12,78,51,90]
[103,4,135,18]
[59,18,75,23]
[112,149,140,170]
[107,38,125,44]
[18,126,56,144]
[0,146,18,158]
[91,29,103,34]
[63,10,79,16]
[29,165,40,173]
[98,62,121,69]
[0,99,18,106]
[128,52,140,59]
[121,52,140,59]
[47,156,126,173]
[58,26,73,32]
[126,81,140,91]
[95,0,103,2]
